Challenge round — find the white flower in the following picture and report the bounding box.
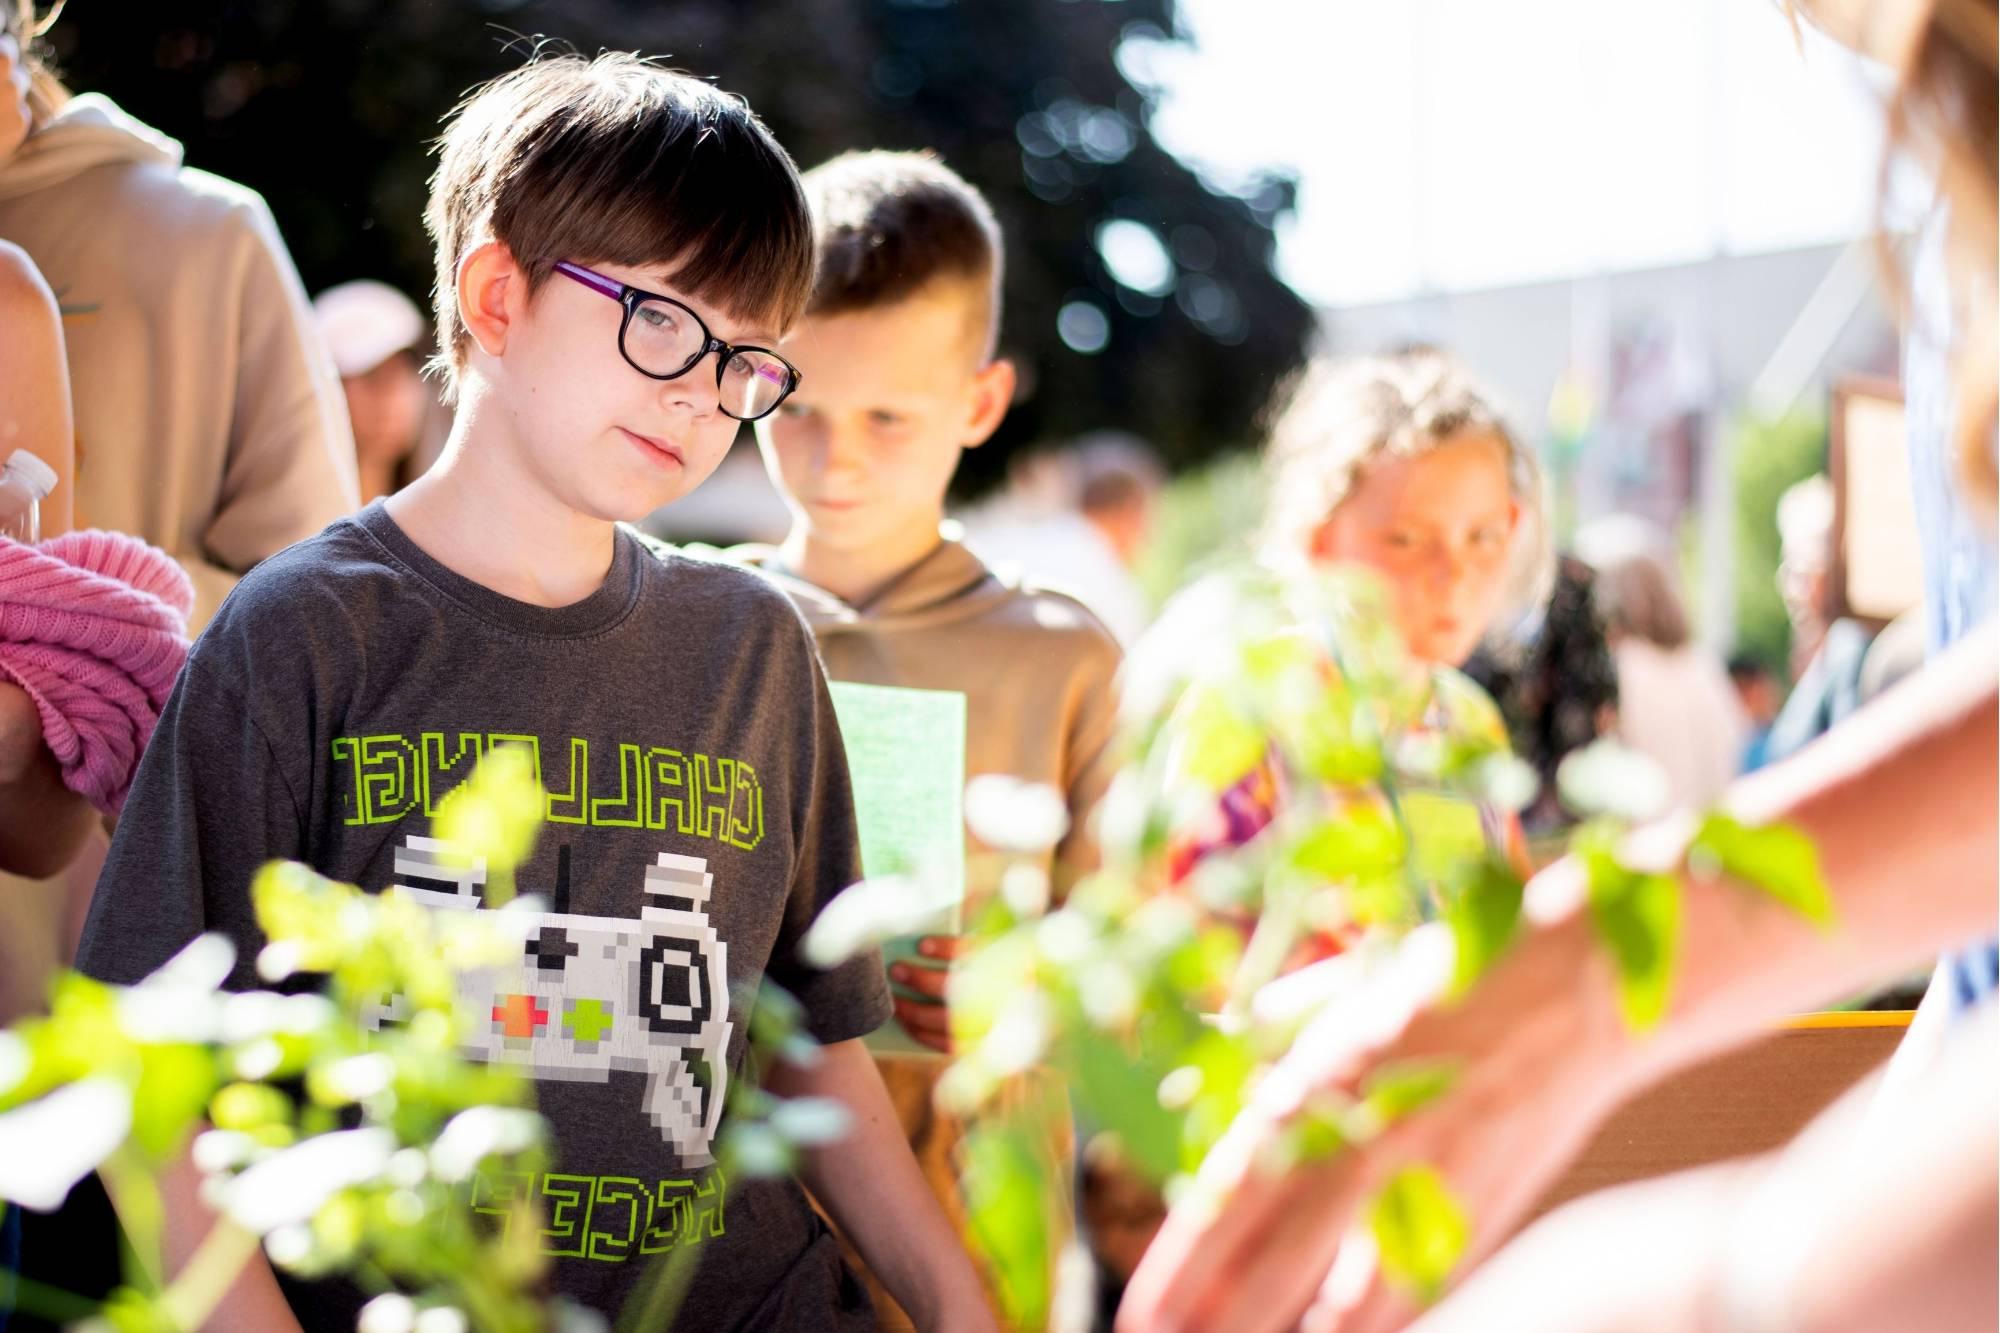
[428,1107,543,1184]
[801,876,946,969]
[965,775,1070,854]
[223,1128,396,1231]
[1557,740,1672,822]
[0,1079,131,1211]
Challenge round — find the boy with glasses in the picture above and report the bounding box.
[743,149,1122,1329]
[76,55,994,1333]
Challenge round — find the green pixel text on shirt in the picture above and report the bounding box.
[471,1168,727,1263]
[332,730,764,851]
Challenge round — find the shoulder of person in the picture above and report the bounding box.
[977,562,1126,662]
[188,517,386,669]
[77,159,278,255]
[624,528,823,646]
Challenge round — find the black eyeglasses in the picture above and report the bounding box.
[552,261,801,422]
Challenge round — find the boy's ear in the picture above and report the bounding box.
[960,357,1017,450]
[457,241,524,359]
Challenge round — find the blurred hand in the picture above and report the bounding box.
[1119,865,1642,1333]
[888,934,967,1054]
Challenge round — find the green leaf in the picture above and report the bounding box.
[433,746,545,881]
[1581,834,1682,1031]
[1368,1165,1470,1302]
[1441,856,1523,994]
[1172,685,1268,791]
[1399,791,1491,891]
[209,1082,293,1133]
[1358,1061,1459,1128]
[130,1044,219,1161]
[1262,1096,1350,1173]
[1068,1030,1182,1182]
[1289,805,1405,881]
[1689,814,1834,928]
[960,1122,1053,1329]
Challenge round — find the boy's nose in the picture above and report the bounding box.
[822,422,872,479]
[662,361,722,417]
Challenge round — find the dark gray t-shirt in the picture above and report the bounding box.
[76,502,891,1332]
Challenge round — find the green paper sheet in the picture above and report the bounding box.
[828,681,968,1057]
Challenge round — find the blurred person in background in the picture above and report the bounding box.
[1727,653,1784,771]
[1464,553,1619,838]
[1579,518,1747,807]
[0,4,355,1317]
[0,2,356,637]
[960,431,1164,647]
[0,0,356,1014]
[1766,473,1876,762]
[313,279,445,505]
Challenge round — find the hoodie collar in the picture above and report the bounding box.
[0,93,182,202]
[736,527,1016,632]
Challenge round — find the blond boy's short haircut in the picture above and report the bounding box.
[802,150,1003,360]
[425,52,815,398]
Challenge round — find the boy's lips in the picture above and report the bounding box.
[619,427,684,469]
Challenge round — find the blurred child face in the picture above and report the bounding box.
[344,351,429,473]
[1309,431,1521,666]
[463,245,762,524]
[756,282,1012,561]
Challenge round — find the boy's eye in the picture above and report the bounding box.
[868,410,905,428]
[635,304,680,333]
[776,401,812,419]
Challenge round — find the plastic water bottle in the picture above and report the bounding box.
[0,449,58,545]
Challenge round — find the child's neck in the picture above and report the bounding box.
[384,411,617,609]
[776,516,944,608]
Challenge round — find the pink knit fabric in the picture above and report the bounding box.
[0,532,195,815]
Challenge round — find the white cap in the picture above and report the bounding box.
[4,450,58,499]
[312,280,427,377]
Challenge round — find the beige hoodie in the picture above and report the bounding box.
[740,533,1122,896]
[0,95,359,1025]
[741,533,1119,1330]
[0,94,360,631]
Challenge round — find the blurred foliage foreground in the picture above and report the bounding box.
[809,563,1834,1328]
[0,567,1831,1331]
[0,750,844,1333]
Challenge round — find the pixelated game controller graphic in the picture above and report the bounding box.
[374,836,734,1165]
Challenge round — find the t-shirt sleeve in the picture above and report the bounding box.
[73,629,308,990]
[762,632,892,1046]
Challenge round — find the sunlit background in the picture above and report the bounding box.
[47,0,1914,663]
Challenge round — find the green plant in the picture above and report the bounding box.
[812,561,1834,1327]
[0,751,842,1332]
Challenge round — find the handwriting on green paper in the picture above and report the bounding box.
[828,682,969,1057]
[828,682,968,912]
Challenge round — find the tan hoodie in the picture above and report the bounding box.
[741,532,1119,1330]
[0,95,359,1025]
[740,532,1121,896]
[0,94,360,631]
